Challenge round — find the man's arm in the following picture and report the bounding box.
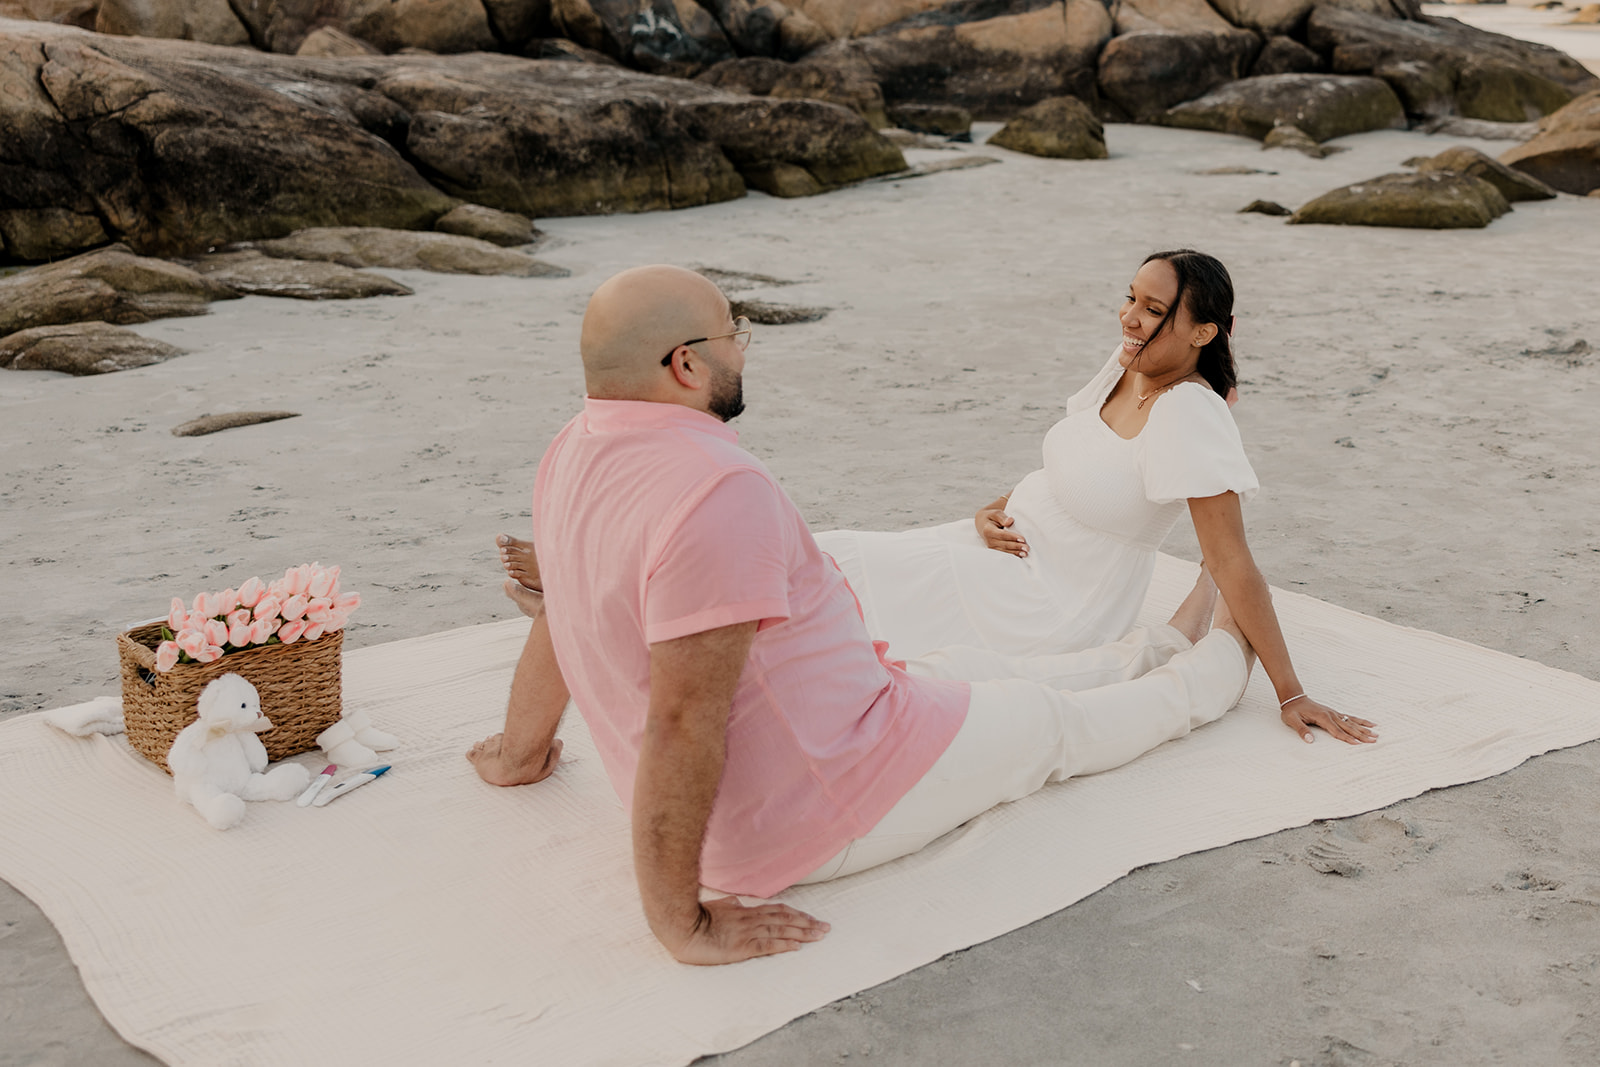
[635,620,829,965]
[467,607,570,785]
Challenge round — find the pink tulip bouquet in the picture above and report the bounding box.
[153,563,360,673]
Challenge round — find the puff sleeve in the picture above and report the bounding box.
[1137,383,1259,505]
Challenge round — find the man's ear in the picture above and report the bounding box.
[667,346,705,390]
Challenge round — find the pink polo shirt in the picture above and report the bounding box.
[532,399,969,897]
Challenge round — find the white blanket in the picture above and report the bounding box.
[3,555,1598,1066]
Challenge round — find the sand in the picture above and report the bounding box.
[3,117,1600,1065]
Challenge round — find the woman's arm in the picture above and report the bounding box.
[1188,491,1376,745]
[975,494,1028,557]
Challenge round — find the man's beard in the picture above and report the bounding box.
[706,356,745,422]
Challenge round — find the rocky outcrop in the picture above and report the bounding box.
[1,320,186,374]
[697,52,889,127]
[1262,122,1344,155]
[1306,6,1598,121]
[1410,144,1557,201]
[887,102,970,136]
[987,96,1107,158]
[549,0,734,76]
[1162,73,1405,142]
[1097,0,1262,120]
[1250,35,1322,75]
[433,203,541,245]
[95,0,249,45]
[228,0,499,55]
[1500,89,1600,195]
[181,250,419,298]
[0,20,905,262]
[235,227,570,276]
[0,245,236,338]
[1290,170,1510,227]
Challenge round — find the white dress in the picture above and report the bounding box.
[814,352,1260,661]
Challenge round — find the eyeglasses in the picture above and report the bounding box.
[660,316,753,366]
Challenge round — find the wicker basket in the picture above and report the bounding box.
[117,623,344,774]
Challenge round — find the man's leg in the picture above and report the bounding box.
[798,600,1253,886]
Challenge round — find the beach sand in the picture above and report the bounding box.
[3,119,1599,1064]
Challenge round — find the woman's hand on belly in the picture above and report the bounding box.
[975,495,1028,558]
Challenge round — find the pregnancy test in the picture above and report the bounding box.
[295,764,337,807]
[312,765,390,807]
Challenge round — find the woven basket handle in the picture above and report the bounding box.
[125,637,157,672]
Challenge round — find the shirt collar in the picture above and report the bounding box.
[581,397,739,443]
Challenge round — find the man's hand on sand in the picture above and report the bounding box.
[467,732,562,786]
[663,896,830,966]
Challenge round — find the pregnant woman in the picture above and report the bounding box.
[815,250,1374,745]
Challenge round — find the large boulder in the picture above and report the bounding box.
[0,320,186,374]
[235,227,569,275]
[226,0,499,55]
[815,0,1111,120]
[1096,0,1262,120]
[482,0,559,50]
[0,244,236,338]
[550,0,734,76]
[1289,170,1511,227]
[1499,88,1600,195]
[433,203,540,245]
[1306,5,1599,121]
[95,0,249,45]
[1160,73,1405,142]
[1411,144,1557,201]
[181,250,419,298]
[1250,35,1322,75]
[687,97,905,194]
[987,96,1107,158]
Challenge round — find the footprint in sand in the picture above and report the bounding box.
[1301,814,1435,878]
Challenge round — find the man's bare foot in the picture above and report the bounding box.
[497,533,541,592]
[1167,561,1219,646]
[1211,594,1258,676]
[467,732,563,787]
[503,578,545,619]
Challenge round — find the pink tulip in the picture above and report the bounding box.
[154,641,179,672]
[302,621,327,642]
[228,621,252,647]
[247,618,273,644]
[226,608,252,630]
[305,597,333,623]
[192,591,212,618]
[325,610,348,632]
[219,588,243,614]
[280,594,309,621]
[285,565,311,598]
[253,596,282,622]
[308,565,339,599]
[237,576,265,609]
[333,591,360,613]
[167,598,188,633]
[277,619,307,645]
[193,644,222,664]
[176,629,206,658]
[184,610,207,632]
[203,619,229,647]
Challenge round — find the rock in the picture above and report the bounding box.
[987,96,1107,159]
[1250,35,1324,75]
[1208,0,1316,36]
[878,127,957,149]
[824,0,1110,120]
[433,204,540,246]
[228,0,499,55]
[729,297,828,323]
[483,0,558,48]
[696,54,789,95]
[887,102,970,136]
[95,0,249,45]
[0,207,109,262]
[237,227,570,276]
[1420,115,1539,140]
[181,250,417,298]
[1500,88,1600,194]
[696,0,815,59]
[1262,123,1347,156]
[0,245,236,338]
[550,0,734,76]
[522,35,622,61]
[861,153,1001,181]
[689,97,906,195]
[0,0,97,29]
[1290,170,1511,227]
[1097,0,1262,120]
[1197,164,1277,172]
[696,266,792,290]
[1161,74,1406,142]
[1306,6,1599,121]
[1412,144,1557,200]
[0,320,185,374]
[1239,198,1292,214]
[1571,3,1600,22]
[295,26,382,56]
[1591,188,1600,197]
[0,21,457,259]
[172,411,301,436]
[765,51,889,127]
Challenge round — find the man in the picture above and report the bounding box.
[468,265,1254,966]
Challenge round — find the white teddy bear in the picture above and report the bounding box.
[168,673,311,830]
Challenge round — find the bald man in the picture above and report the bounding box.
[470,265,1256,966]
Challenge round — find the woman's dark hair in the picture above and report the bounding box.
[1139,249,1236,400]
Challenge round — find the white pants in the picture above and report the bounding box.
[795,625,1249,885]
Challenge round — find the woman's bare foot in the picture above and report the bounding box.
[497,533,542,592]
[1211,594,1257,676]
[1167,561,1218,645]
[503,578,545,619]
[466,732,563,787]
